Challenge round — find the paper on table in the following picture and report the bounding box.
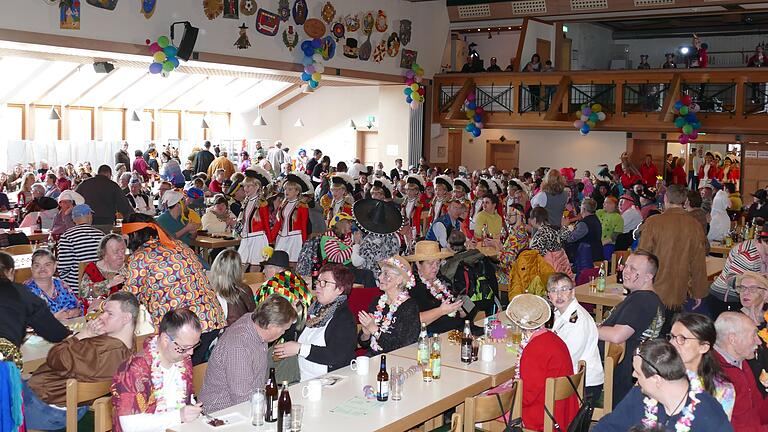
[320,374,346,387]
[329,397,386,417]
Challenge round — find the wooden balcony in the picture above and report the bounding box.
[432,68,768,134]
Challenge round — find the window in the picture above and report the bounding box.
[2,104,24,140]
[68,107,93,141]
[102,109,125,141]
[34,105,60,141]
[159,110,181,142]
[209,112,231,140]
[186,112,206,143]
[126,110,153,144]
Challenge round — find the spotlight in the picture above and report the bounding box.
[680,46,690,55]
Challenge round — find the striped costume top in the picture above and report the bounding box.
[710,239,768,302]
[57,224,105,294]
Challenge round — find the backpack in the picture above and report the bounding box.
[508,250,554,299]
[441,249,501,316]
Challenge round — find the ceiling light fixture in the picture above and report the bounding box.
[201,118,210,129]
[253,106,267,126]
[294,118,304,127]
[130,110,141,122]
[49,106,61,121]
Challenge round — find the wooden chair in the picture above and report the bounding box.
[463,381,520,432]
[13,267,31,283]
[92,396,113,432]
[65,379,112,432]
[193,362,208,395]
[592,342,626,420]
[134,333,151,354]
[77,261,92,287]
[536,360,586,432]
[610,250,631,275]
[3,244,33,255]
[244,272,266,295]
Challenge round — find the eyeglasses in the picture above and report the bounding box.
[166,333,200,354]
[547,286,574,295]
[666,333,699,345]
[315,279,337,289]
[736,285,767,294]
[634,346,661,377]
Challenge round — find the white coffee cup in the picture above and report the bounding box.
[301,379,322,401]
[350,356,370,375]
[481,344,496,362]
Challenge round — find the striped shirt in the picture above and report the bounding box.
[199,313,268,413]
[57,224,105,294]
[710,239,768,302]
[320,230,354,264]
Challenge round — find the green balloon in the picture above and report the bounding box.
[157,36,170,49]
[682,124,693,134]
[162,60,174,72]
[679,106,689,115]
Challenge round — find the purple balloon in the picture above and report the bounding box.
[305,65,315,74]
[405,70,415,79]
[149,62,163,74]
[582,107,592,116]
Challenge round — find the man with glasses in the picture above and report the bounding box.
[594,339,732,431]
[598,251,666,406]
[547,273,604,403]
[199,295,297,413]
[113,308,203,431]
[714,311,768,431]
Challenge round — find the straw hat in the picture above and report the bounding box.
[378,255,416,289]
[404,240,454,262]
[506,294,551,330]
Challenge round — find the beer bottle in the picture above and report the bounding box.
[277,381,292,431]
[616,256,624,285]
[430,335,442,380]
[377,355,389,401]
[417,323,429,366]
[264,367,278,422]
[35,214,42,233]
[461,320,472,363]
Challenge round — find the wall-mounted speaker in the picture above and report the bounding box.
[93,61,115,73]
[176,24,199,61]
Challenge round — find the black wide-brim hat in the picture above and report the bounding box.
[38,197,58,211]
[331,173,355,193]
[353,198,404,235]
[434,175,453,192]
[285,171,313,193]
[263,250,290,268]
[244,165,273,188]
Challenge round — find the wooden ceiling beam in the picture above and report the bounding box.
[658,73,681,123]
[445,78,474,121]
[278,91,309,111]
[543,75,572,121]
[32,64,80,103]
[67,71,114,106]
[102,72,148,107]
[261,83,301,109]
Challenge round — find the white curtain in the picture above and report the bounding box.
[2,140,124,171]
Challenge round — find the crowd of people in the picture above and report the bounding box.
[0,140,767,432]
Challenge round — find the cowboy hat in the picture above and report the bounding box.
[262,250,290,269]
[353,198,403,235]
[285,171,314,193]
[57,190,85,205]
[245,165,274,188]
[404,240,455,263]
[372,177,394,199]
[405,174,426,192]
[330,172,356,194]
[506,294,551,330]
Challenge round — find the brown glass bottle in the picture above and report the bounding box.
[460,320,472,363]
[264,367,278,422]
[377,355,389,401]
[277,381,292,431]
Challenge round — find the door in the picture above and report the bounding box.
[356,131,379,166]
[447,129,462,169]
[486,140,519,172]
[558,37,571,71]
[742,143,768,196]
[537,38,551,64]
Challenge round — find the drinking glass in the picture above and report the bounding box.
[251,389,266,426]
[589,276,597,293]
[471,337,480,362]
[291,404,304,431]
[510,324,522,345]
[391,366,404,400]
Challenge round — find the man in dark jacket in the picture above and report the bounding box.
[114,142,130,169]
[390,158,407,182]
[193,141,216,175]
[75,165,134,231]
[565,197,604,263]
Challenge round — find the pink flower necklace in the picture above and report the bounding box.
[370,290,410,352]
[641,384,700,432]
[149,336,187,413]
[421,275,454,303]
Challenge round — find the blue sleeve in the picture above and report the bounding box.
[568,222,588,242]
[592,387,643,432]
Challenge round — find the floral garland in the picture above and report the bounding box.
[370,290,410,352]
[421,275,455,303]
[149,336,187,413]
[641,386,700,432]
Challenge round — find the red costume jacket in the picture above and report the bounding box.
[271,200,310,242]
[242,197,274,243]
[714,351,768,431]
[401,198,424,237]
[640,162,659,186]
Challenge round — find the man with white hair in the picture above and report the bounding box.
[714,312,768,431]
[118,172,132,194]
[267,140,285,177]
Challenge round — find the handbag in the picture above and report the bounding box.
[543,375,594,432]
[494,393,523,432]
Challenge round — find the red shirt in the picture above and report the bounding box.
[209,179,222,194]
[672,166,687,185]
[640,162,659,186]
[714,351,768,431]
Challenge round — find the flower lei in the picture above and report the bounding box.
[149,336,187,413]
[421,275,454,303]
[370,290,410,352]
[758,311,768,345]
[641,385,700,432]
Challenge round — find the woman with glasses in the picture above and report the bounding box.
[667,312,735,419]
[274,264,356,381]
[736,272,768,393]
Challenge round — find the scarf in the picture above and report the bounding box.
[306,294,347,328]
[122,222,175,247]
[209,207,230,223]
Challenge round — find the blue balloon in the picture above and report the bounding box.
[301,41,311,50]
[472,129,481,138]
[311,38,322,49]
[163,46,178,57]
[467,102,476,110]
[404,88,412,96]
[685,113,697,122]
[303,47,315,57]
[169,57,180,68]
[149,62,162,74]
[406,96,413,103]
[301,72,311,81]
[474,114,482,122]
[302,56,314,66]
[692,121,701,129]
[580,124,591,134]
[309,80,319,89]
[674,101,683,109]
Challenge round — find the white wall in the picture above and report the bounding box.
[520,20,554,68]
[462,31,520,69]
[0,0,449,78]
[616,33,768,68]
[567,23,619,70]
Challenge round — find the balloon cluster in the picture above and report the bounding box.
[402,63,426,110]
[300,39,326,90]
[146,36,180,77]
[573,103,606,135]
[464,91,484,138]
[672,95,702,144]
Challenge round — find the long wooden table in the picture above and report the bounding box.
[168,354,492,432]
[576,255,727,321]
[709,241,733,256]
[192,235,241,249]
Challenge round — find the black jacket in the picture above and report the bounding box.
[115,150,130,169]
[193,150,215,175]
[75,175,135,225]
[0,280,69,347]
[304,301,357,372]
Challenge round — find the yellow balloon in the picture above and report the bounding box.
[591,103,602,113]
[466,109,475,118]
[410,83,420,91]
[311,72,322,81]
[575,110,582,118]
[153,52,166,63]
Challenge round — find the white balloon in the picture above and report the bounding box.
[315,64,325,73]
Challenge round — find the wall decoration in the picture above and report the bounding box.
[300,38,325,90]
[321,36,336,60]
[282,25,299,51]
[399,19,412,46]
[239,0,256,16]
[140,0,157,19]
[146,36,180,77]
[400,49,417,69]
[464,91,484,137]
[86,0,118,10]
[345,14,359,32]
[386,32,400,57]
[375,10,387,33]
[671,94,702,144]
[373,39,386,63]
[321,2,336,24]
[203,0,224,20]
[362,12,374,35]
[278,0,289,21]
[60,0,81,30]
[223,0,239,18]
[403,63,425,110]
[359,34,372,61]
[303,18,326,39]
[235,23,251,49]
[573,103,606,135]
[256,8,280,35]
[343,38,358,58]
[331,22,345,41]
[292,0,307,25]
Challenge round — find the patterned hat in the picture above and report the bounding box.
[372,177,394,198]
[405,174,426,192]
[255,270,313,307]
[434,175,453,192]
[330,172,356,193]
[454,177,471,193]
[245,165,273,188]
[285,171,313,193]
[330,212,354,228]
